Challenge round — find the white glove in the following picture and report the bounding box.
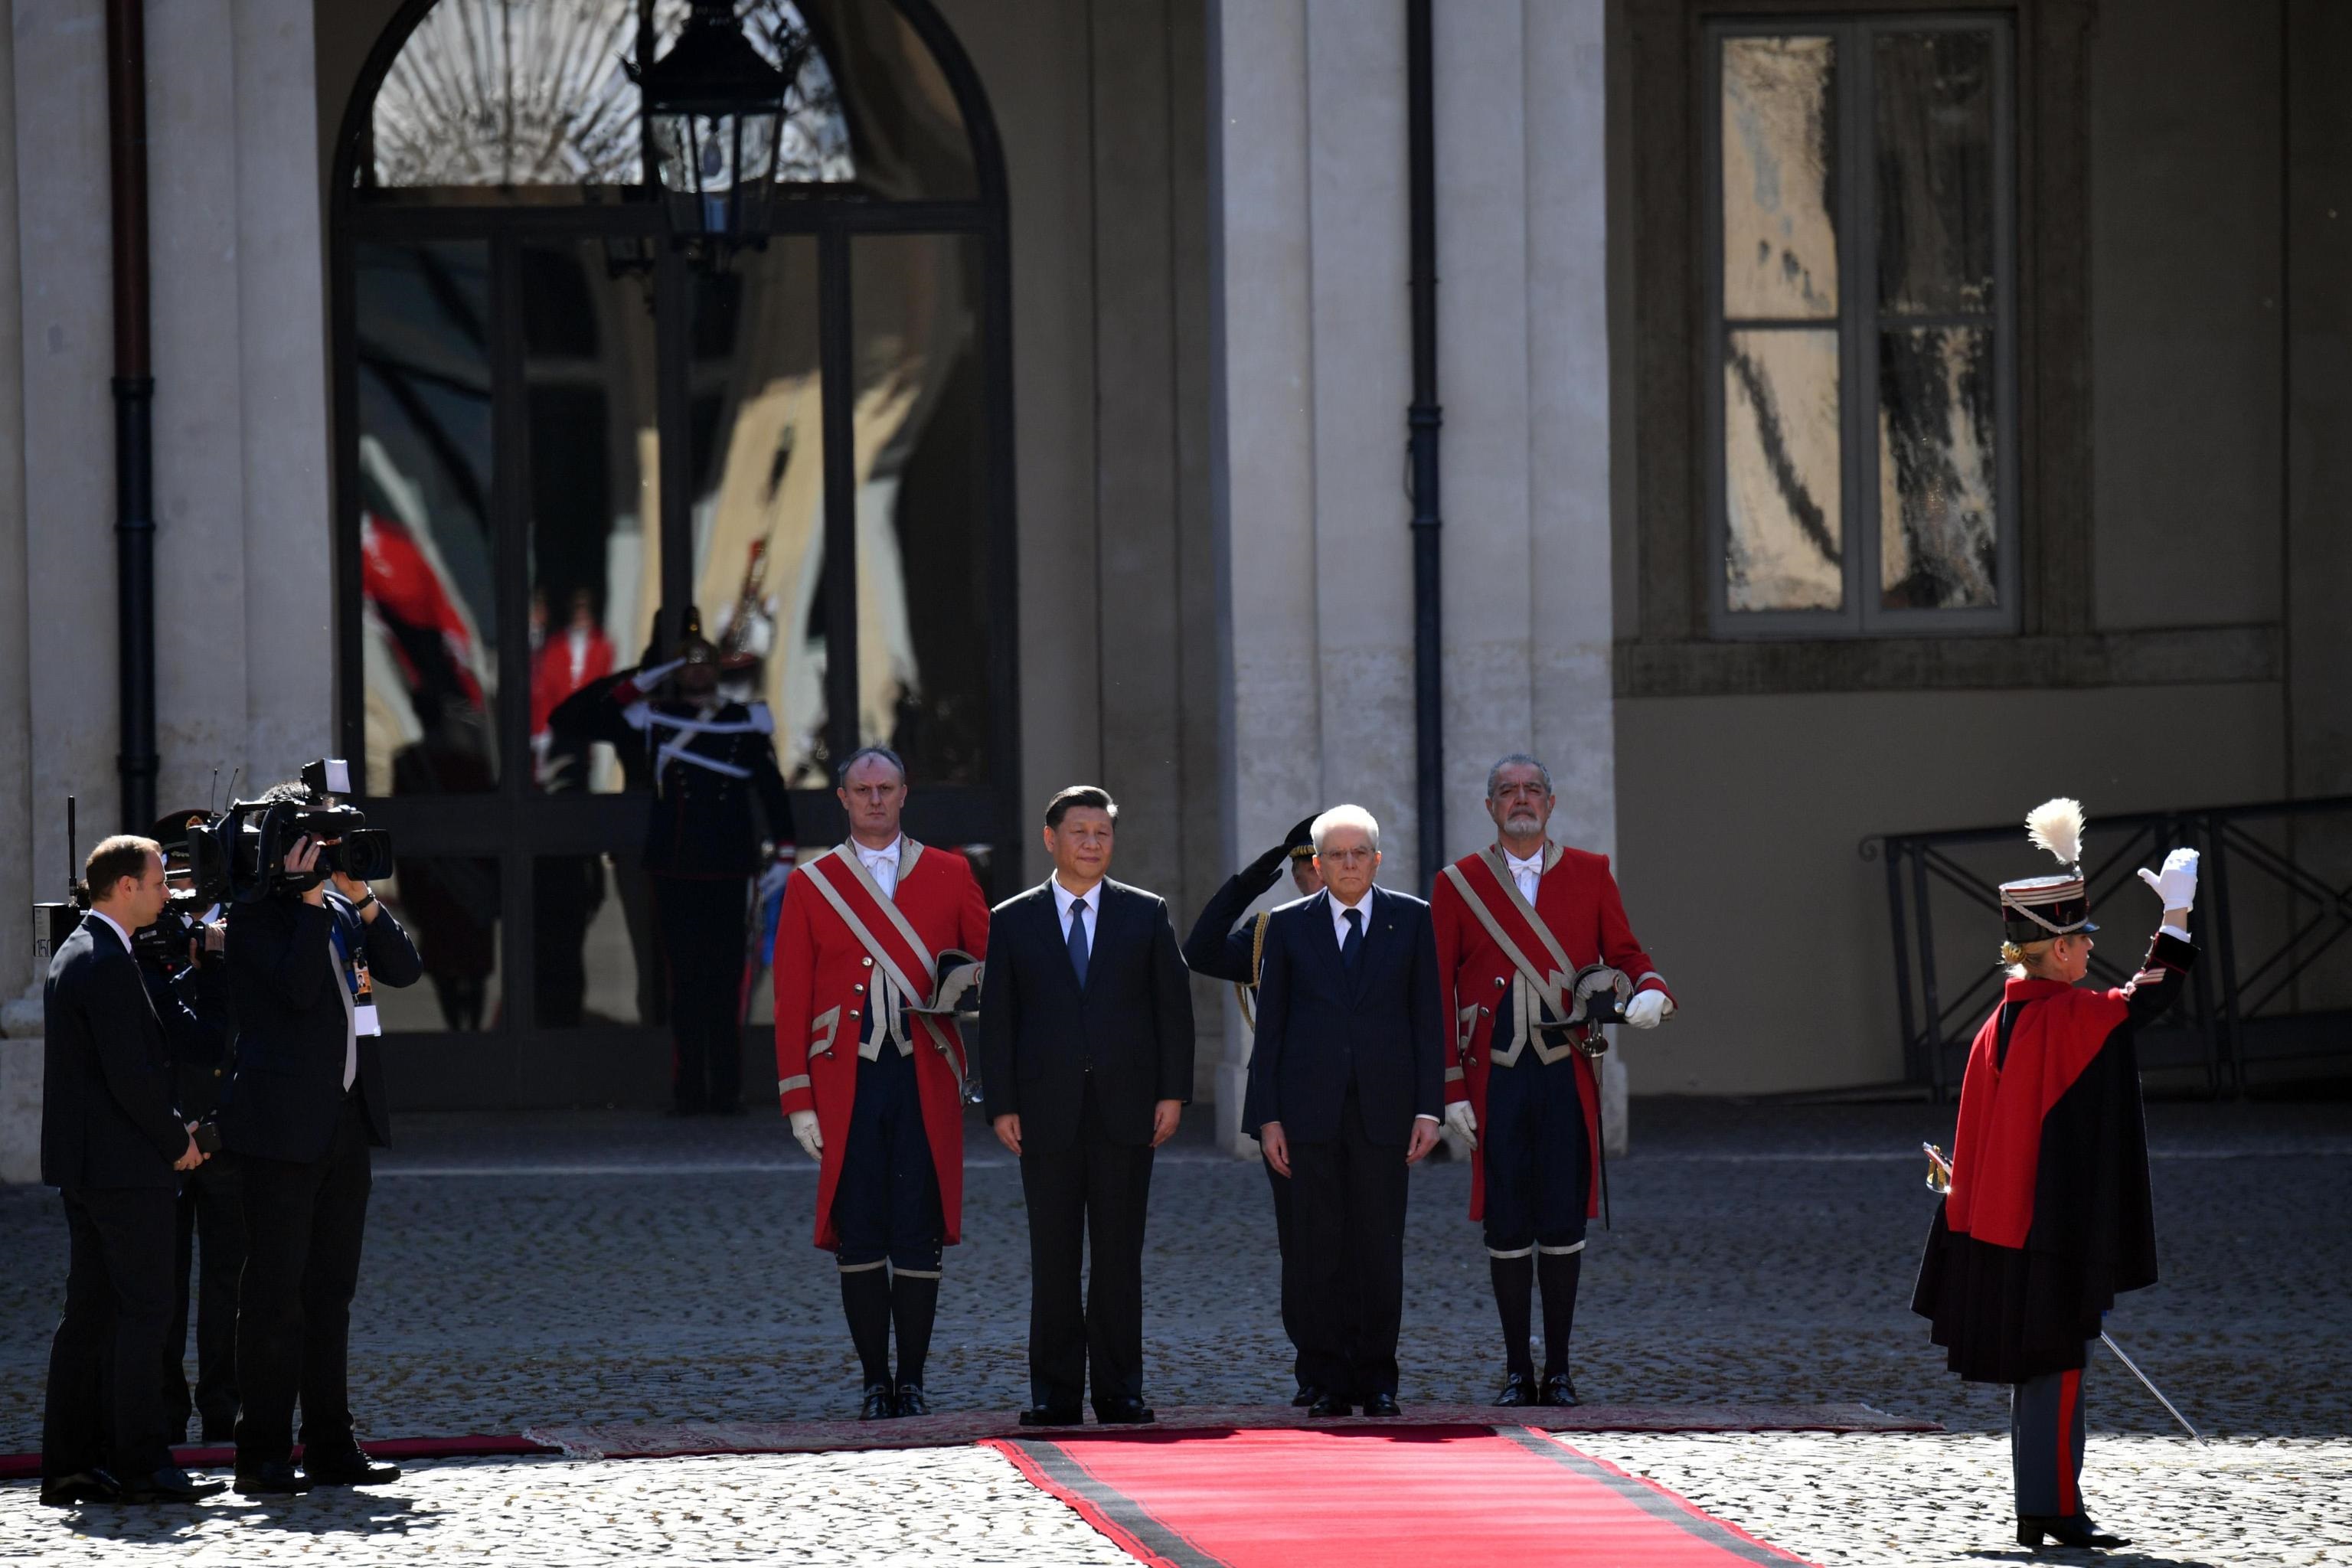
[1443,1101,1478,1150]
[1624,990,1672,1029]
[2137,848,2198,913]
[789,1109,823,1162]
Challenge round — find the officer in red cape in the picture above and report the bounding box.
[774,746,988,1419]
[1913,797,2198,1554]
[1431,753,1674,1407]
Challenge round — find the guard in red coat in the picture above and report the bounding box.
[1431,754,1675,1408]
[774,747,988,1419]
[1914,799,2198,1553]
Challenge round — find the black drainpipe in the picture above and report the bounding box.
[107,0,158,831]
[1406,0,1444,882]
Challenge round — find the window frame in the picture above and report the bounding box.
[1700,11,2019,639]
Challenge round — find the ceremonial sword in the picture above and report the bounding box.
[1922,1143,2207,1445]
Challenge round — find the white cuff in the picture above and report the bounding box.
[2159,923,2190,942]
[1414,1113,1440,1124]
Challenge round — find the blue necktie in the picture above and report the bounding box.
[1067,898,1090,987]
[1341,906,1364,973]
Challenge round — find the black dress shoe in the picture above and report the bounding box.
[1308,1393,1352,1417]
[1494,1371,1538,1407]
[234,1460,310,1496]
[1018,1405,1083,1427]
[304,1446,402,1486]
[119,1465,227,1502]
[1096,1397,1155,1425]
[860,1382,897,1420]
[1361,1392,1402,1417]
[894,1383,930,1417]
[2018,1514,2130,1550]
[1540,1372,1579,1407]
[1292,1383,1321,1409]
[39,1469,120,1507]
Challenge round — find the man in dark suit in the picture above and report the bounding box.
[218,795,423,1494]
[1246,805,1444,1416]
[41,835,224,1506]
[978,786,1194,1426]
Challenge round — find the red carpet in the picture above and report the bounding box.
[987,1425,1811,1568]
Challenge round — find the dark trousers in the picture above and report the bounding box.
[654,874,746,1109]
[2011,1357,2090,1517]
[44,1186,178,1481]
[1018,1080,1155,1413]
[1265,1159,1354,1390]
[166,1155,243,1438]
[832,1047,944,1272]
[1481,1048,1590,1254]
[1288,1084,1410,1400]
[234,1094,373,1464]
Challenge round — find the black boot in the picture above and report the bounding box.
[1489,1253,1536,1396]
[2017,1514,2130,1550]
[892,1271,939,1416]
[1537,1247,1582,1401]
[840,1265,893,1409]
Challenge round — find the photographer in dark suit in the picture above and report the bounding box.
[978,786,1194,1426]
[219,786,423,1494]
[1245,805,1444,1416]
[130,825,243,1444]
[40,835,223,1506]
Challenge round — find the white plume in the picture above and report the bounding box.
[2024,797,2086,867]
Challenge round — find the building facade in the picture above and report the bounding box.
[0,0,2344,1134]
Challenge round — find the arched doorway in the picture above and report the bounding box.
[327,0,1016,1097]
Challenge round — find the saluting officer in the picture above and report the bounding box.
[562,620,795,1114]
[1180,815,1333,1406]
[1431,754,1675,1408]
[774,747,988,1419]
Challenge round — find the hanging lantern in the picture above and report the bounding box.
[628,0,808,242]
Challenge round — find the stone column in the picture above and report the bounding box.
[1208,0,1620,1153]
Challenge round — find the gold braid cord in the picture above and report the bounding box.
[1235,910,1272,1031]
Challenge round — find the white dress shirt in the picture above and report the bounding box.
[1051,875,1099,939]
[1503,846,1544,903]
[89,908,132,953]
[1328,887,1374,949]
[855,835,903,897]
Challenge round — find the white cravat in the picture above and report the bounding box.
[1504,847,1544,903]
[857,835,903,898]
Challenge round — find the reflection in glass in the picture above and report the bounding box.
[1725,328,1843,612]
[355,240,500,795]
[534,854,645,1026]
[851,234,988,786]
[1879,327,1998,609]
[1875,31,1995,315]
[688,239,829,785]
[368,0,852,195]
[374,858,501,1033]
[1720,36,1838,321]
[523,240,660,795]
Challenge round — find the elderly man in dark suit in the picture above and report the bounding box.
[218,799,423,1495]
[41,835,223,1506]
[1246,805,1445,1417]
[978,786,1194,1426]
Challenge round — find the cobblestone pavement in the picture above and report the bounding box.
[2,1099,2346,1563]
[2,1100,2345,1442]
[2,1436,2344,1566]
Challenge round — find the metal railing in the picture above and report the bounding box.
[1867,797,2352,1099]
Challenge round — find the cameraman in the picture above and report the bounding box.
[217,785,421,1495]
[137,818,243,1444]
[40,835,222,1506]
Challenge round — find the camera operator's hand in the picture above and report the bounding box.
[283,837,326,906]
[331,868,381,921]
[201,920,225,956]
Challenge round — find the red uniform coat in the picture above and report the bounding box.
[773,840,989,1250]
[1431,843,1673,1222]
